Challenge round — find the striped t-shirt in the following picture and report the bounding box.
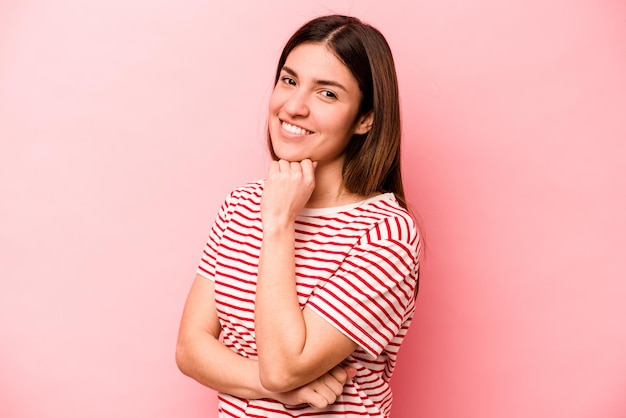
[197,180,420,418]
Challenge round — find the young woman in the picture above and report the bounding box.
[176,14,421,418]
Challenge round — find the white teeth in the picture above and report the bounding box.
[282,121,312,135]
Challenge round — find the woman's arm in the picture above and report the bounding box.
[256,160,358,393]
[176,274,355,407]
[176,274,267,399]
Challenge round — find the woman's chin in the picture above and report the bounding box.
[272,150,311,163]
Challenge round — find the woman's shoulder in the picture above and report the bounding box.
[217,180,264,212]
[362,193,414,221]
[359,193,420,246]
[229,179,264,197]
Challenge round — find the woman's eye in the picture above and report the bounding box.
[282,77,296,86]
[321,90,337,99]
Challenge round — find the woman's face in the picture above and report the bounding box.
[268,43,372,168]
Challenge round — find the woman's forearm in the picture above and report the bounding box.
[255,160,358,393]
[176,331,271,399]
[176,275,272,400]
[255,223,309,391]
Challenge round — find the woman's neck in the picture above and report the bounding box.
[305,160,366,209]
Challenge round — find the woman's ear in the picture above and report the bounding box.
[354,111,374,135]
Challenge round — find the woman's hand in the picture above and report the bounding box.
[261,159,316,228]
[271,365,357,409]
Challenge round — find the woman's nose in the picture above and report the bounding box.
[283,90,310,117]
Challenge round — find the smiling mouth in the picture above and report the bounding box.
[281,120,314,136]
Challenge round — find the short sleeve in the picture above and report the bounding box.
[305,218,420,358]
[197,192,235,281]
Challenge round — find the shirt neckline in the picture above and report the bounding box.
[297,193,395,217]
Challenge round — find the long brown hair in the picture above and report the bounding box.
[269,15,407,209]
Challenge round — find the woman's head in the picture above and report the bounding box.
[268,15,406,208]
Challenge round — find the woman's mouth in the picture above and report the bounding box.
[281,121,313,136]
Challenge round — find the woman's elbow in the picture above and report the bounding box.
[175,339,193,377]
[259,366,301,393]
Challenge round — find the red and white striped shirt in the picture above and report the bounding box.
[198,180,420,418]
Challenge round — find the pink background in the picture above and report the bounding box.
[1,0,625,417]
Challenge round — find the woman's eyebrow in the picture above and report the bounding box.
[281,66,348,92]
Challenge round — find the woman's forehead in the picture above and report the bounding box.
[282,43,357,87]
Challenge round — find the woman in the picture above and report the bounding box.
[176,14,421,418]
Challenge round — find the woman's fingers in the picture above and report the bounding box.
[268,160,279,173]
[327,365,357,384]
[278,158,291,172]
[318,375,344,398]
[327,365,348,384]
[299,158,315,178]
[262,159,317,224]
[322,365,355,396]
[307,365,357,408]
[273,365,355,409]
[306,381,338,409]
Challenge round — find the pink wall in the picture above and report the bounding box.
[1,1,624,417]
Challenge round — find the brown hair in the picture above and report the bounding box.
[268,15,407,209]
